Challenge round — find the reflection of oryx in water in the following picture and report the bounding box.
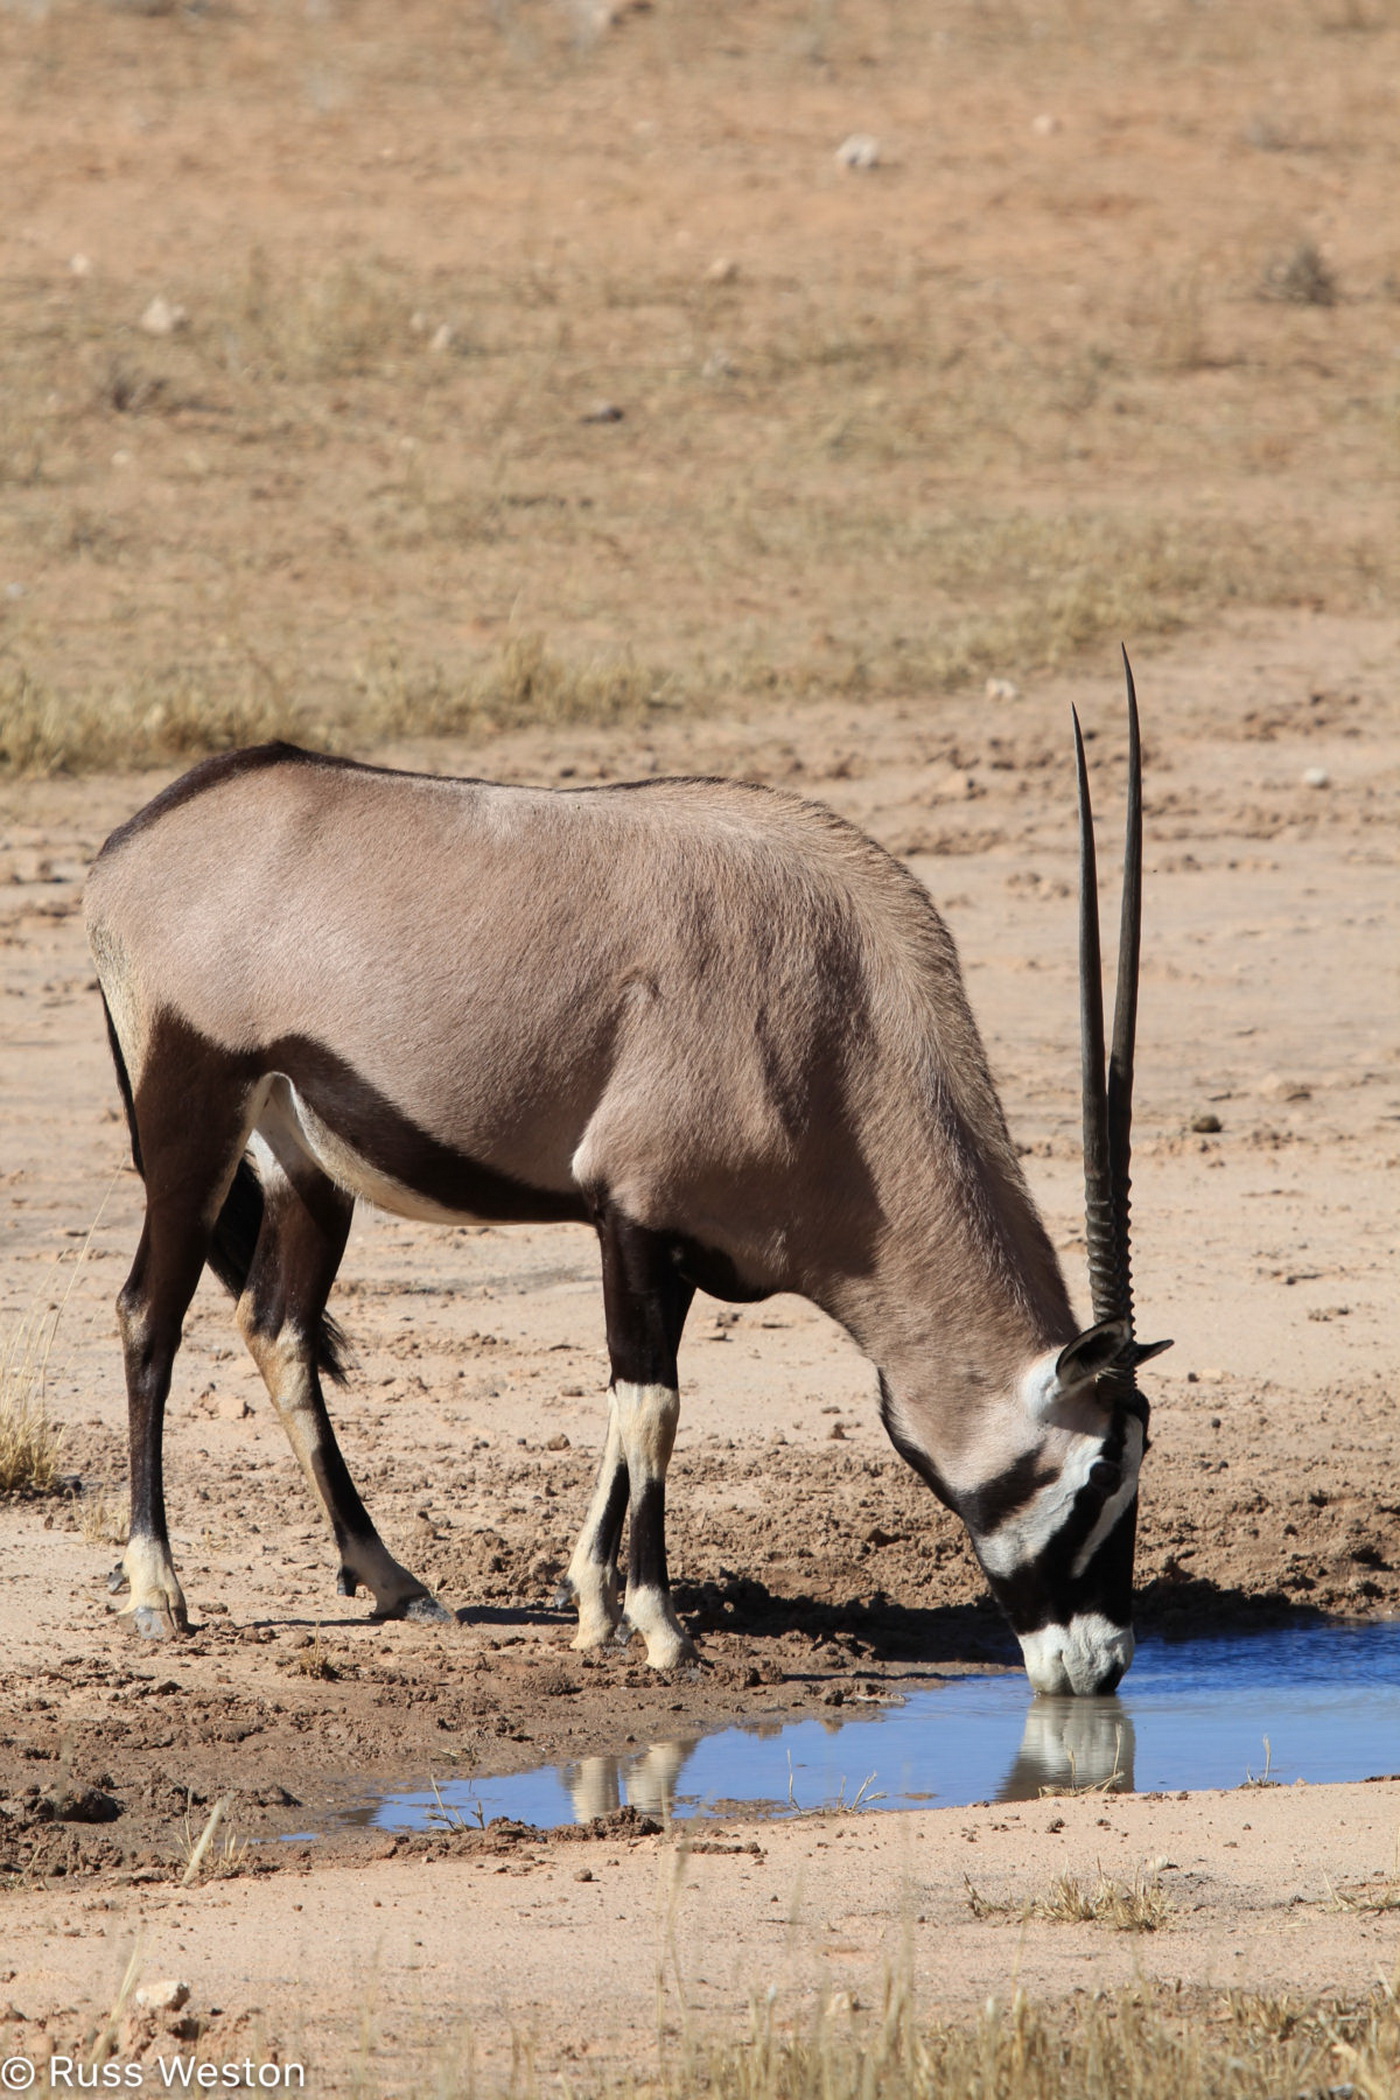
[565,1740,694,1822]
[998,1697,1136,1802]
[88,656,1167,1694]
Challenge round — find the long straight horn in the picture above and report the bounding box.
[1072,705,1119,1330]
[1106,647,1143,1336]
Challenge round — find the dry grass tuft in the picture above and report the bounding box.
[176,1795,247,1885]
[965,1868,1176,1932]
[0,658,309,778]
[78,1488,130,1549]
[354,630,674,743]
[1324,1876,1400,1915]
[525,1974,1400,2100]
[0,1299,67,1498]
[1260,238,1339,307]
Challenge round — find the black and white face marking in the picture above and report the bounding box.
[880,1357,1147,1697]
[973,1360,1147,1694]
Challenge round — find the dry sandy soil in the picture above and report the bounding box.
[1,0,1398,2088]
[2,614,1398,2084]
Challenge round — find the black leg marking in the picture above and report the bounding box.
[237,1155,451,1624]
[578,1206,697,1668]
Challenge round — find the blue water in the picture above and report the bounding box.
[355,1621,1400,1833]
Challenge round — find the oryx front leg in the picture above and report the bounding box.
[563,1390,628,1649]
[590,1207,697,1670]
[614,1379,693,1668]
[237,1152,451,1626]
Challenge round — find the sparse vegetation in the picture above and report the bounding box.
[965,1868,1176,1932]
[1260,239,1339,308]
[0,1295,68,1498]
[0,1,1395,776]
[426,1976,1400,2100]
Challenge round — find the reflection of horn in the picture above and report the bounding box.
[996,1696,1136,1803]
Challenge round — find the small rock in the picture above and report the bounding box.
[1259,1073,1311,1102]
[216,1394,254,1422]
[827,1421,847,1441]
[574,1867,594,1882]
[702,347,738,380]
[1301,767,1330,789]
[429,323,453,354]
[1032,112,1062,136]
[928,768,980,804]
[409,311,430,335]
[1190,1112,1222,1134]
[134,1981,189,2014]
[705,256,739,284]
[69,253,93,279]
[546,1433,571,1451]
[581,401,624,424]
[984,676,1020,702]
[139,296,187,338]
[835,134,881,170]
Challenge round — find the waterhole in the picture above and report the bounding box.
[350,1621,1400,1832]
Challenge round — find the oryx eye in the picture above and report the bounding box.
[1088,1459,1122,1494]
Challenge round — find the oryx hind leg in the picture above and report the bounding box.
[114,1053,256,1639]
[578,1207,696,1670]
[237,1145,451,1625]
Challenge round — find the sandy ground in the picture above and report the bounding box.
[1,615,1398,2080]
[3,1781,1400,2088]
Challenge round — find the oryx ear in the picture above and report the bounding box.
[1055,1319,1132,1394]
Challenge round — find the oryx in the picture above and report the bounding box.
[85,653,1167,1695]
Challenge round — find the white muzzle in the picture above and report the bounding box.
[1018,1614,1135,1696]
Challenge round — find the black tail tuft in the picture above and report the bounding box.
[101,994,349,1387]
[102,993,143,1178]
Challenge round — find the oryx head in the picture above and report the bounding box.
[968,653,1170,1695]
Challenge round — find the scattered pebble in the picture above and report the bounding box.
[69,253,93,278]
[581,400,624,424]
[112,449,133,467]
[835,134,881,170]
[984,676,1019,702]
[546,1433,571,1451]
[706,256,738,284]
[429,322,454,354]
[573,1867,594,1882]
[1301,766,1330,789]
[702,347,738,380]
[1190,1112,1222,1134]
[1032,112,1062,136]
[827,1422,847,1441]
[1259,1073,1311,1102]
[139,295,187,337]
[5,582,25,600]
[134,1981,190,2014]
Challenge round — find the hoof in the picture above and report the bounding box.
[394,1591,454,1626]
[644,1634,699,1671]
[107,1564,130,1597]
[127,1603,186,1640]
